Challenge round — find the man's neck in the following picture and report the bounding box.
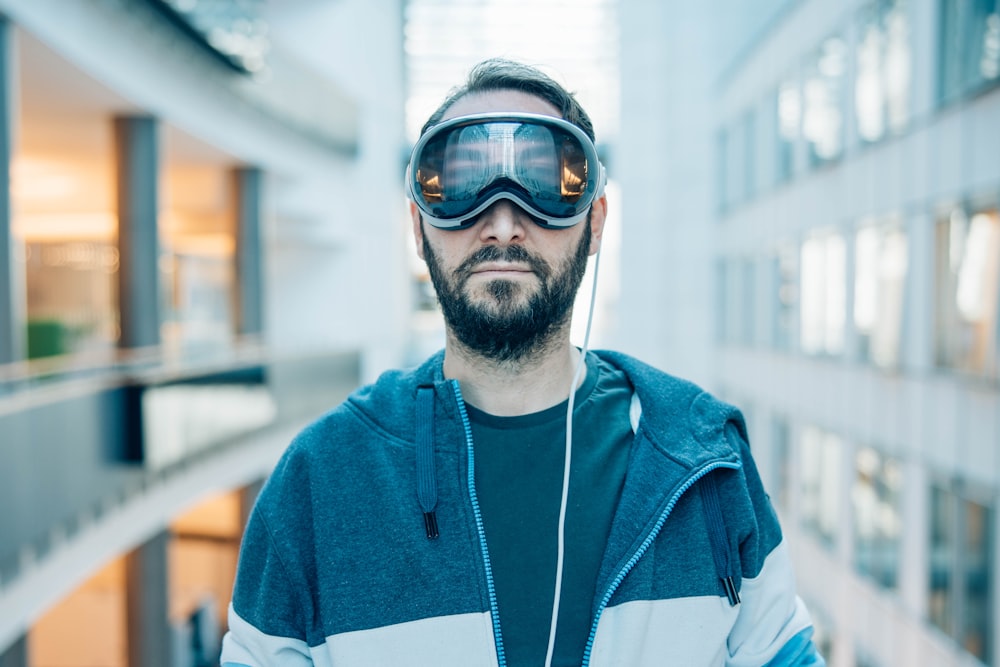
[443,335,585,417]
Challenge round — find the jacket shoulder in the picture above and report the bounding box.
[593,350,748,461]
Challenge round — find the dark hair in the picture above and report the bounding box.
[420,58,596,141]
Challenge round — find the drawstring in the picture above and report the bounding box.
[699,466,740,606]
[416,385,439,539]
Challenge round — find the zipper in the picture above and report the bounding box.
[450,380,507,667]
[580,460,740,666]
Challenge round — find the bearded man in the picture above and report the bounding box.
[221,58,825,667]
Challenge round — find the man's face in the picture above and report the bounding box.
[411,90,606,363]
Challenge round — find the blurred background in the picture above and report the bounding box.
[0,0,997,665]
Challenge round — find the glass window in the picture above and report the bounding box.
[13,157,120,361]
[803,36,847,166]
[962,497,993,662]
[772,244,798,351]
[855,0,911,143]
[715,258,729,344]
[934,205,1000,377]
[717,128,729,214]
[928,482,994,664]
[771,415,792,512]
[160,163,237,358]
[852,446,903,588]
[800,425,842,548]
[739,258,756,345]
[717,257,754,345]
[854,221,908,368]
[742,109,757,201]
[929,484,956,637]
[776,79,800,184]
[939,0,1000,104]
[800,232,847,356]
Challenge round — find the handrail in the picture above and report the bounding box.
[0,343,362,602]
[0,335,269,403]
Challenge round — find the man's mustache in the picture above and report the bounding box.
[456,245,551,282]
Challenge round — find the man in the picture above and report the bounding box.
[222,58,825,666]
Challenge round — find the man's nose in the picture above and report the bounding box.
[477,200,528,244]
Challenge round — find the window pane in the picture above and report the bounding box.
[928,482,995,662]
[801,239,826,353]
[939,0,1000,103]
[776,80,800,183]
[928,484,956,636]
[966,0,1000,92]
[883,0,912,132]
[939,0,965,103]
[934,207,1000,376]
[161,164,237,357]
[962,498,992,662]
[740,258,756,345]
[852,447,903,588]
[12,155,120,360]
[855,223,908,367]
[856,4,886,142]
[804,36,847,165]
[801,233,846,356]
[743,109,757,200]
[717,128,729,213]
[716,259,729,344]
[771,416,792,511]
[800,426,841,548]
[772,244,798,351]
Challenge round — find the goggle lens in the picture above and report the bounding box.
[407,113,604,229]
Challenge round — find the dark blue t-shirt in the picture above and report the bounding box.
[466,353,634,667]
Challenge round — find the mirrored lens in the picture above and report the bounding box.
[412,116,596,221]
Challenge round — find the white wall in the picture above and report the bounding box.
[262,1,411,381]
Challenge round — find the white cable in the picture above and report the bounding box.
[544,247,602,667]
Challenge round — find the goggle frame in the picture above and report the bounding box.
[406,112,606,230]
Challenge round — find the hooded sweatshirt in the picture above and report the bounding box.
[221,350,825,666]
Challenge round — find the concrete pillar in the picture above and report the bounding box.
[0,634,27,667]
[233,167,264,338]
[114,116,161,350]
[125,530,172,667]
[239,478,264,530]
[0,17,21,365]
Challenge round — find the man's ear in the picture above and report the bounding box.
[588,195,608,256]
[410,202,426,260]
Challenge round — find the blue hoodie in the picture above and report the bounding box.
[222,350,825,666]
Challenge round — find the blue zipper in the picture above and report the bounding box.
[450,380,507,667]
[580,460,740,666]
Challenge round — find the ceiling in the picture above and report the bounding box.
[16,27,234,166]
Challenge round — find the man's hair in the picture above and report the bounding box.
[420,58,596,141]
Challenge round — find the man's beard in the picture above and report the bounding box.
[422,217,591,364]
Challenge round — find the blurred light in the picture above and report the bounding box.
[12,158,80,202]
[14,212,117,241]
[956,212,1000,322]
[404,0,620,144]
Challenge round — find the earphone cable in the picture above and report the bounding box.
[544,246,602,667]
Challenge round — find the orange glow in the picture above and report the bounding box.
[29,558,127,667]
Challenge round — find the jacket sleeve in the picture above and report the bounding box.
[220,492,316,666]
[724,424,826,667]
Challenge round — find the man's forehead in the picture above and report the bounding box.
[440,90,562,122]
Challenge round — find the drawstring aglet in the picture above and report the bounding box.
[423,511,439,540]
[723,576,740,606]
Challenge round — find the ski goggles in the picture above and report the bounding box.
[406,112,606,229]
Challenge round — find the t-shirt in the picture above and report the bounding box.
[466,353,634,667]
